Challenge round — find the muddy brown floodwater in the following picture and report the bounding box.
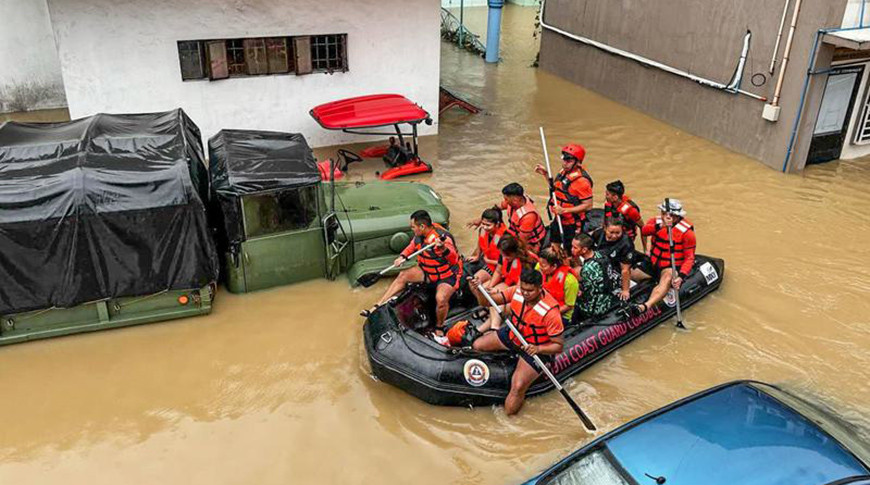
[2,5,870,485]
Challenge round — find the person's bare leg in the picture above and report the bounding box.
[642,268,673,309]
[476,307,502,333]
[434,283,456,328]
[474,269,492,285]
[630,268,651,282]
[472,328,508,352]
[505,358,541,416]
[377,266,424,305]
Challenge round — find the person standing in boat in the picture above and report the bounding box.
[632,199,696,315]
[537,247,579,325]
[472,268,565,416]
[603,180,644,249]
[465,208,506,286]
[467,183,547,253]
[570,233,620,324]
[591,216,636,301]
[376,210,462,338]
[534,143,593,249]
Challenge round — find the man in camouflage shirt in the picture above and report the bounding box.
[570,233,619,325]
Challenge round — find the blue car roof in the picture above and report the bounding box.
[603,383,868,485]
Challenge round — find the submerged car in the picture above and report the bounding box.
[525,380,870,485]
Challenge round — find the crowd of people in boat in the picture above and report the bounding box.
[371,143,697,414]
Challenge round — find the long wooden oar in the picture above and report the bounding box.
[479,288,596,431]
[539,127,564,239]
[356,241,438,288]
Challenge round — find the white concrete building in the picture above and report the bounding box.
[0,0,66,112]
[42,0,442,147]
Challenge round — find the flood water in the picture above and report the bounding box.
[2,5,870,484]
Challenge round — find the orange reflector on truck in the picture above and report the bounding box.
[178,295,189,305]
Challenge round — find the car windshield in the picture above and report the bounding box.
[543,448,632,485]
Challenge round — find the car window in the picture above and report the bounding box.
[243,186,318,238]
[543,448,633,485]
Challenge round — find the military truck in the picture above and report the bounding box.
[208,129,449,293]
[0,110,219,345]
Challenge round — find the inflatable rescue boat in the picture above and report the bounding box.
[363,254,725,407]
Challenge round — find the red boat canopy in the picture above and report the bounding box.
[310,94,430,130]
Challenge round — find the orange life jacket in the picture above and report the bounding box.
[542,265,574,307]
[649,217,694,269]
[507,197,546,246]
[508,290,561,346]
[478,224,506,272]
[502,256,523,287]
[604,196,642,239]
[414,224,460,281]
[551,166,593,226]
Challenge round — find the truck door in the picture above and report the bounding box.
[239,185,326,291]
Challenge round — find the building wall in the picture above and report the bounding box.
[45,0,441,148]
[0,0,66,112]
[539,0,849,171]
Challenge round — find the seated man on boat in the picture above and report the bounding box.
[570,233,620,324]
[537,247,579,325]
[376,210,462,338]
[469,234,537,308]
[468,183,547,253]
[591,216,637,301]
[465,208,507,286]
[603,180,644,248]
[632,199,696,315]
[471,268,565,416]
[534,143,593,250]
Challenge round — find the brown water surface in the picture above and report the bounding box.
[2,6,870,484]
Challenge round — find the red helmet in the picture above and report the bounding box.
[561,143,586,162]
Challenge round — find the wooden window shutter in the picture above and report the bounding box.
[244,38,269,75]
[265,37,291,74]
[294,36,312,75]
[206,40,229,80]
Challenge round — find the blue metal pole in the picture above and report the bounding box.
[459,0,465,47]
[485,0,504,63]
[861,0,866,28]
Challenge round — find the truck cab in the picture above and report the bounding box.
[208,129,449,293]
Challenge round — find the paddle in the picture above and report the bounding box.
[664,198,686,330]
[539,127,564,239]
[356,241,439,288]
[478,287,596,431]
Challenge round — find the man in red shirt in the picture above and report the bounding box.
[377,210,461,336]
[633,199,696,315]
[472,268,565,415]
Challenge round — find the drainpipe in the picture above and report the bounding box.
[781,30,822,172]
[763,0,804,121]
[485,0,504,63]
[769,0,791,74]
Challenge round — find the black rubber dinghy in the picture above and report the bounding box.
[363,254,725,407]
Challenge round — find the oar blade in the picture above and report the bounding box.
[356,272,382,288]
[561,388,597,431]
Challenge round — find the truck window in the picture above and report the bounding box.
[242,185,318,238]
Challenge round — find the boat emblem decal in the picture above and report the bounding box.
[699,262,719,284]
[463,359,490,387]
[664,289,677,308]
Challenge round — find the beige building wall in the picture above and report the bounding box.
[539,0,849,172]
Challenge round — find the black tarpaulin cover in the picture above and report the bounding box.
[0,109,218,315]
[208,129,319,248]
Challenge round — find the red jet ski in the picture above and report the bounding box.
[310,94,434,180]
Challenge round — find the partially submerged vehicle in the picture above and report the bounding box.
[310,94,434,180]
[208,129,449,293]
[364,245,725,406]
[524,380,870,485]
[0,109,219,345]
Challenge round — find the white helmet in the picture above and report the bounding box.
[658,198,686,217]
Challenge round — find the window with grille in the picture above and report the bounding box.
[855,85,870,144]
[176,34,347,81]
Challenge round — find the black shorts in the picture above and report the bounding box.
[634,254,663,280]
[425,273,460,290]
[548,222,577,251]
[496,326,552,369]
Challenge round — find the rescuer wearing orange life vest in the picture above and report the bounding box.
[466,208,506,285]
[633,199,696,315]
[469,183,547,253]
[535,143,593,249]
[470,233,537,307]
[603,180,644,250]
[472,268,565,415]
[377,210,462,337]
[537,247,579,325]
